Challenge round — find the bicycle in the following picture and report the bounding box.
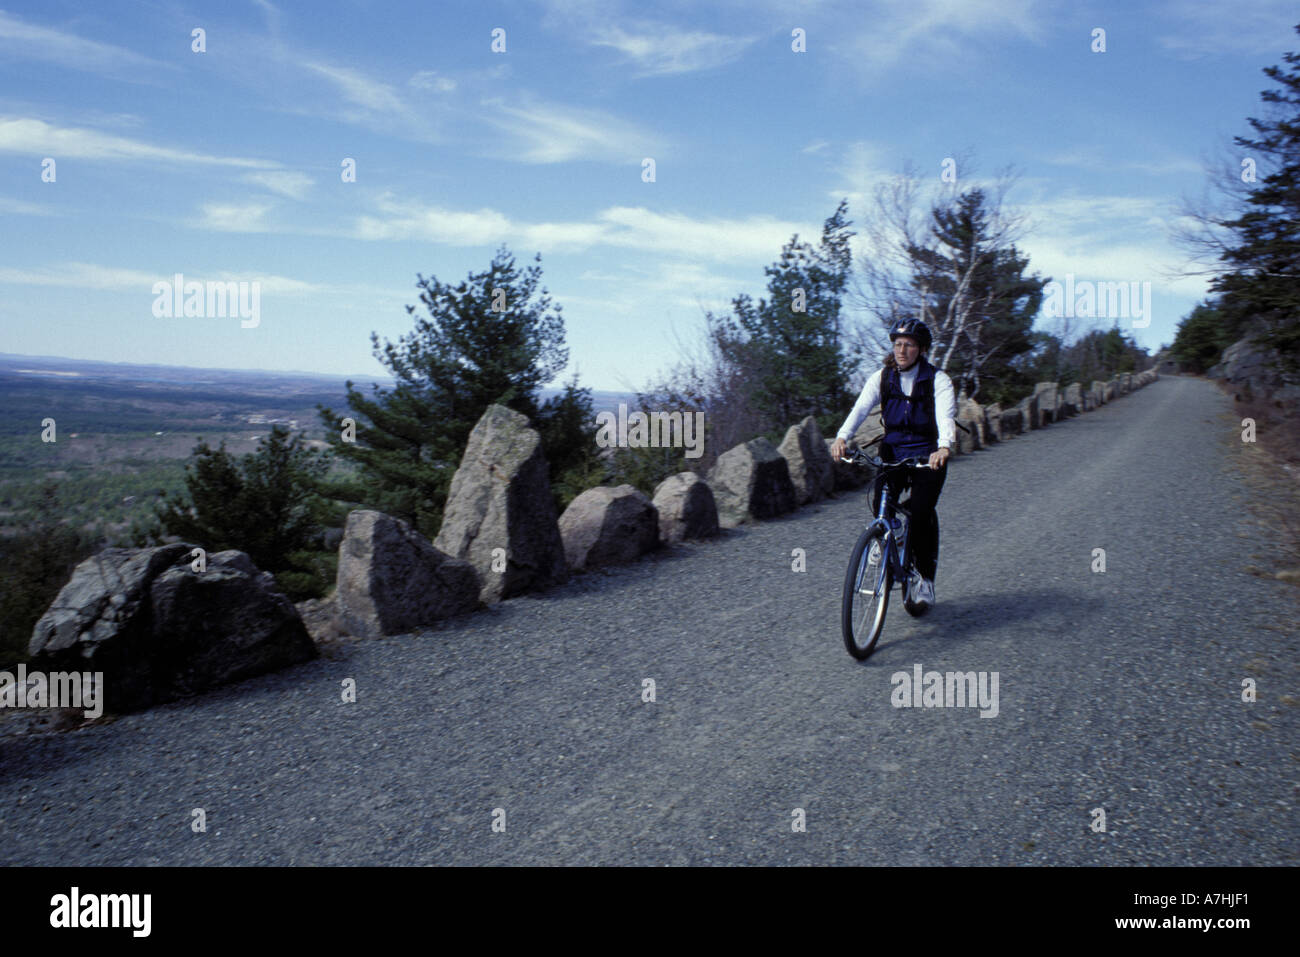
[839,445,933,660]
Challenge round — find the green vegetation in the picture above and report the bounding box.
[1171,301,1236,374]
[1014,326,1150,396]
[316,245,595,538]
[710,200,858,440]
[1211,28,1300,373]
[155,425,343,600]
[0,482,98,669]
[909,187,1049,405]
[0,435,190,532]
[1170,27,1300,377]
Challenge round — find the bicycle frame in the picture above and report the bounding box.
[867,478,913,584]
[845,447,930,585]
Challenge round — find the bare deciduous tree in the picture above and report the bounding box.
[848,162,1042,401]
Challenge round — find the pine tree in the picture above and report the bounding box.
[908,188,1047,400]
[1213,25,1300,371]
[1171,301,1234,373]
[157,425,330,574]
[713,200,857,435]
[0,482,93,667]
[317,246,591,537]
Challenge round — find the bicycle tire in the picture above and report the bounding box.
[842,525,891,660]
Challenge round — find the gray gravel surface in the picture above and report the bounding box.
[1,376,1296,865]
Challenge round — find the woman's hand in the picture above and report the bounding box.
[831,437,847,462]
[928,447,951,469]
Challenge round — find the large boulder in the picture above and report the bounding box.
[652,472,720,544]
[29,544,316,714]
[1209,336,1300,406]
[336,510,480,637]
[983,403,1004,442]
[998,406,1023,436]
[707,437,797,527]
[1092,380,1109,405]
[1061,383,1083,416]
[1105,379,1117,402]
[434,404,568,603]
[959,398,988,445]
[955,417,981,454]
[559,485,659,569]
[778,417,835,506]
[1016,392,1041,431]
[851,416,885,452]
[1033,383,1059,424]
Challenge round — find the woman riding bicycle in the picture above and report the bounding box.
[830,319,957,611]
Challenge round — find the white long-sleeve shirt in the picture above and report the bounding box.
[837,364,958,449]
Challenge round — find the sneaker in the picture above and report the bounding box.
[912,577,935,606]
[868,539,882,565]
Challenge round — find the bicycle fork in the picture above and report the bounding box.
[859,486,912,595]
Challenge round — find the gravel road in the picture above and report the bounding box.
[2,375,1296,865]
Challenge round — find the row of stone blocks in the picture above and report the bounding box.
[952,369,1159,450]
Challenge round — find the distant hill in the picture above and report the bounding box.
[0,353,641,420]
[0,353,395,392]
[0,353,642,536]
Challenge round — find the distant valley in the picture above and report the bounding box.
[0,353,638,535]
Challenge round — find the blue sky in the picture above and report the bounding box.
[1,0,1295,391]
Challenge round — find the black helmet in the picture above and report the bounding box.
[889,318,932,353]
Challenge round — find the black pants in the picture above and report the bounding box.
[870,461,947,581]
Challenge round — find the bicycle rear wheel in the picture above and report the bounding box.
[842,526,892,660]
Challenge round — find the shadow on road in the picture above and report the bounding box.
[867,586,1104,661]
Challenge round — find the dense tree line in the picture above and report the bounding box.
[1173,26,1300,375]
[0,483,97,668]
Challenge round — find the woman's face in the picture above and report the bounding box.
[893,336,920,370]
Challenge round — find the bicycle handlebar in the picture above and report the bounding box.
[841,448,932,469]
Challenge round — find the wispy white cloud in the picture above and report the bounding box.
[0,195,53,216]
[242,170,314,199]
[0,261,329,297]
[409,70,457,92]
[0,10,171,77]
[825,0,1045,75]
[571,260,745,311]
[826,140,896,210]
[194,202,276,232]
[0,262,158,290]
[285,57,447,142]
[596,206,808,261]
[1155,0,1300,58]
[355,198,515,245]
[0,117,277,168]
[352,193,811,263]
[302,61,413,118]
[589,21,758,76]
[1016,190,1211,312]
[479,94,662,163]
[1042,150,1203,177]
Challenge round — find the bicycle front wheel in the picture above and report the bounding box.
[842,526,891,660]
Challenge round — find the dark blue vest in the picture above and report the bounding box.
[881,357,939,460]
